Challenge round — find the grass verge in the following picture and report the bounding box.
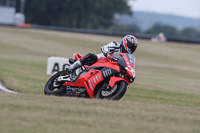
[0,93,200,133]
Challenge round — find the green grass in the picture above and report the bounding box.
[123,87,200,107]
[0,27,200,133]
[0,57,47,94]
[0,93,200,133]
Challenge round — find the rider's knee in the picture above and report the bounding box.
[80,53,98,65]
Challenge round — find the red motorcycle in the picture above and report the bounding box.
[44,52,136,100]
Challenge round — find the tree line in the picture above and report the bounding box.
[15,0,199,39]
[110,23,200,39]
[146,23,200,39]
[16,0,131,29]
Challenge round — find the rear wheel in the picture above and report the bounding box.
[95,81,127,100]
[44,71,69,96]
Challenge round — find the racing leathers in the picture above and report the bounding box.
[98,41,121,61]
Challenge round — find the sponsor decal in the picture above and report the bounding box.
[66,86,86,97]
[96,76,99,81]
[93,78,96,83]
[98,74,102,80]
[102,68,112,77]
[87,74,102,90]
[88,80,93,90]
[125,62,135,77]
[66,86,85,93]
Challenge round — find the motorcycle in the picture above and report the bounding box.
[44,52,136,100]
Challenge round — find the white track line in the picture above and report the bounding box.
[0,81,18,94]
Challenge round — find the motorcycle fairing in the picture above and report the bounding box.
[73,53,84,60]
[63,53,134,98]
[109,76,129,88]
[63,69,104,98]
[118,53,135,79]
[62,57,121,98]
[89,57,120,72]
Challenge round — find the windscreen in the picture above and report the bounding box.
[124,53,136,68]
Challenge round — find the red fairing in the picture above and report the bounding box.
[91,57,120,72]
[125,62,135,78]
[109,77,129,88]
[120,53,136,78]
[73,53,84,61]
[63,69,104,98]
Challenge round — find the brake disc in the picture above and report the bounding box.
[101,84,118,97]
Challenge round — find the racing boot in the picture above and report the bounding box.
[68,60,82,72]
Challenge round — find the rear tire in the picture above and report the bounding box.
[95,81,127,100]
[44,71,69,96]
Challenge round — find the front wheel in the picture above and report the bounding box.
[95,81,127,100]
[44,71,69,96]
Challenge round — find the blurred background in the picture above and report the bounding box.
[0,0,200,41]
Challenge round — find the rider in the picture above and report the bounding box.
[68,35,138,78]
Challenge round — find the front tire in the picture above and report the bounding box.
[95,81,127,100]
[44,71,69,96]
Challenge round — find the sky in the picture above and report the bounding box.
[128,0,200,18]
